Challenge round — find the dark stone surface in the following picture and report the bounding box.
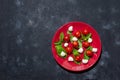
[0,0,120,80]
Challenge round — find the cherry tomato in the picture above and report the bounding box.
[75,56,82,62]
[82,41,90,48]
[64,35,70,42]
[83,29,89,35]
[74,31,81,38]
[72,41,79,49]
[86,50,93,57]
[65,46,73,54]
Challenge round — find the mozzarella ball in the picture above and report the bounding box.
[78,48,84,53]
[64,43,68,47]
[92,48,98,53]
[88,38,93,43]
[72,37,78,41]
[82,59,88,64]
[68,26,73,32]
[68,56,74,61]
[60,51,66,57]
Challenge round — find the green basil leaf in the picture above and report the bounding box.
[55,45,66,58]
[55,45,64,54]
[78,40,82,48]
[67,31,71,34]
[70,35,73,42]
[59,32,64,42]
[81,33,91,41]
[81,33,86,40]
[74,60,81,64]
[84,53,89,60]
[84,50,89,60]
[85,33,91,40]
[54,41,61,45]
[87,46,93,50]
[73,49,79,56]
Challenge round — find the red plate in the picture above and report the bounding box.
[52,22,102,72]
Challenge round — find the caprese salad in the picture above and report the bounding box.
[54,26,98,64]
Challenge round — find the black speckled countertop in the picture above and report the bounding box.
[0,0,120,80]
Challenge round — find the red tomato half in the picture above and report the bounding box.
[86,50,93,57]
[72,41,79,49]
[65,46,73,54]
[64,35,70,42]
[83,29,89,35]
[82,41,90,48]
[75,55,82,62]
[74,31,81,38]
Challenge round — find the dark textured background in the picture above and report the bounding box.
[0,0,120,80]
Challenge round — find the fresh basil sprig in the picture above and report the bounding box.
[84,51,90,60]
[81,33,91,41]
[59,32,64,42]
[74,60,81,64]
[78,40,82,48]
[73,49,79,56]
[55,45,67,58]
[67,31,71,34]
[54,32,64,45]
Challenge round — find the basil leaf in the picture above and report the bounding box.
[55,45,64,54]
[87,46,93,50]
[84,52,90,60]
[81,33,86,40]
[59,32,64,42]
[74,60,81,64]
[78,40,82,48]
[54,41,61,45]
[55,45,67,58]
[73,49,79,56]
[81,33,91,41]
[67,31,71,34]
[70,35,73,42]
[85,33,91,40]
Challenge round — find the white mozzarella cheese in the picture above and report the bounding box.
[92,48,98,53]
[60,51,66,57]
[68,26,73,32]
[68,56,74,61]
[78,48,83,53]
[88,38,92,43]
[64,43,68,47]
[82,59,88,64]
[72,37,78,41]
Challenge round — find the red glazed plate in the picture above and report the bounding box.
[52,22,102,72]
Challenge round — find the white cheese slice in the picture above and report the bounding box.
[72,37,78,41]
[82,59,88,64]
[78,48,83,53]
[88,38,92,43]
[60,51,66,57]
[68,26,73,32]
[68,56,74,61]
[64,43,68,47]
[92,48,98,53]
